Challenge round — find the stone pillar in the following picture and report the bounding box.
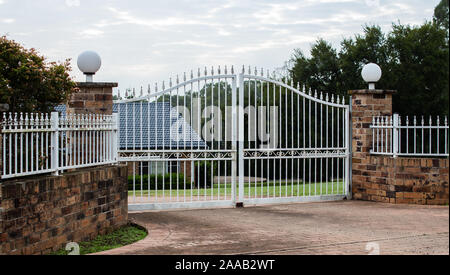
[349,89,396,200]
[68,82,118,115]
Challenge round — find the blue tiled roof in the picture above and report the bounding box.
[113,102,207,150]
[54,104,66,114]
[55,102,207,150]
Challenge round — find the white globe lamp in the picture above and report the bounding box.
[361,63,382,90]
[77,51,102,82]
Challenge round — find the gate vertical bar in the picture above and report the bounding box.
[238,72,245,205]
[346,98,352,199]
[232,74,238,205]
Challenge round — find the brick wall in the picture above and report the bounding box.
[353,156,449,205]
[350,89,449,205]
[0,164,128,255]
[68,82,118,115]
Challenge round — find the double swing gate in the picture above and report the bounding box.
[115,66,351,211]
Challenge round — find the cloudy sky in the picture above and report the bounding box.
[0,0,440,94]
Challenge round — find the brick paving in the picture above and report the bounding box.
[95,201,449,255]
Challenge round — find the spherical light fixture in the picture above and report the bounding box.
[77,51,102,82]
[361,63,382,89]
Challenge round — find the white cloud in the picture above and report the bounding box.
[0,0,439,91]
[65,0,80,7]
[79,29,104,37]
[1,18,15,24]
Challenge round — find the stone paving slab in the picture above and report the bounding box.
[95,201,449,255]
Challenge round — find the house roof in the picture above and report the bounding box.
[54,102,207,150]
[113,102,207,149]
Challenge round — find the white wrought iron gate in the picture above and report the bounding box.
[116,66,351,211]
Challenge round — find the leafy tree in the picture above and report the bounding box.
[290,39,341,95]
[289,21,449,116]
[387,22,449,116]
[434,0,449,36]
[0,36,76,113]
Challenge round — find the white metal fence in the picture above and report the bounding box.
[370,114,449,157]
[0,112,118,179]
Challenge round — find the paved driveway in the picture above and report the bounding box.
[97,201,449,255]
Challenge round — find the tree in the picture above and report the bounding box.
[0,36,76,113]
[290,39,341,95]
[434,0,449,36]
[387,22,449,116]
[288,21,449,116]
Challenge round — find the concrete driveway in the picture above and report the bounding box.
[97,201,449,255]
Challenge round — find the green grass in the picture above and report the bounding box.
[128,181,345,199]
[50,224,147,255]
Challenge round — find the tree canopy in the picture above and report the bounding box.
[289,3,449,116]
[0,36,76,113]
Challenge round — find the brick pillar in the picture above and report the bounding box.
[68,82,118,115]
[349,89,396,200]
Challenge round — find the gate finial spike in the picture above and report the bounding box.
[429,115,432,126]
[183,72,186,82]
[118,89,121,98]
[198,68,201,77]
[231,65,234,74]
[218,65,221,75]
[148,84,151,94]
[176,75,179,85]
[155,82,158,93]
[211,66,214,75]
[326,93,329,102]
[132,88,135,97]
[169,77,172,87]
[342,96,345,105]
[331,94,334,103]
[437,115,440,126]
[314,90,318,98]
[297,82,300,90]
[254,66,257,75]
[224,65,227,74]
[242,65,245,74]
[445,116,448,126]
[421,116,424,126]
[261,67,264,76]
[190,70,193,79]
[125,89,128,97]
[204,66,207,76]
[320,92,323,100]
[140,86,143,96]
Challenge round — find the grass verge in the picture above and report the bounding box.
[50,223,147,255]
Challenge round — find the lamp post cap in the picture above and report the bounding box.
[77,51,102,82]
